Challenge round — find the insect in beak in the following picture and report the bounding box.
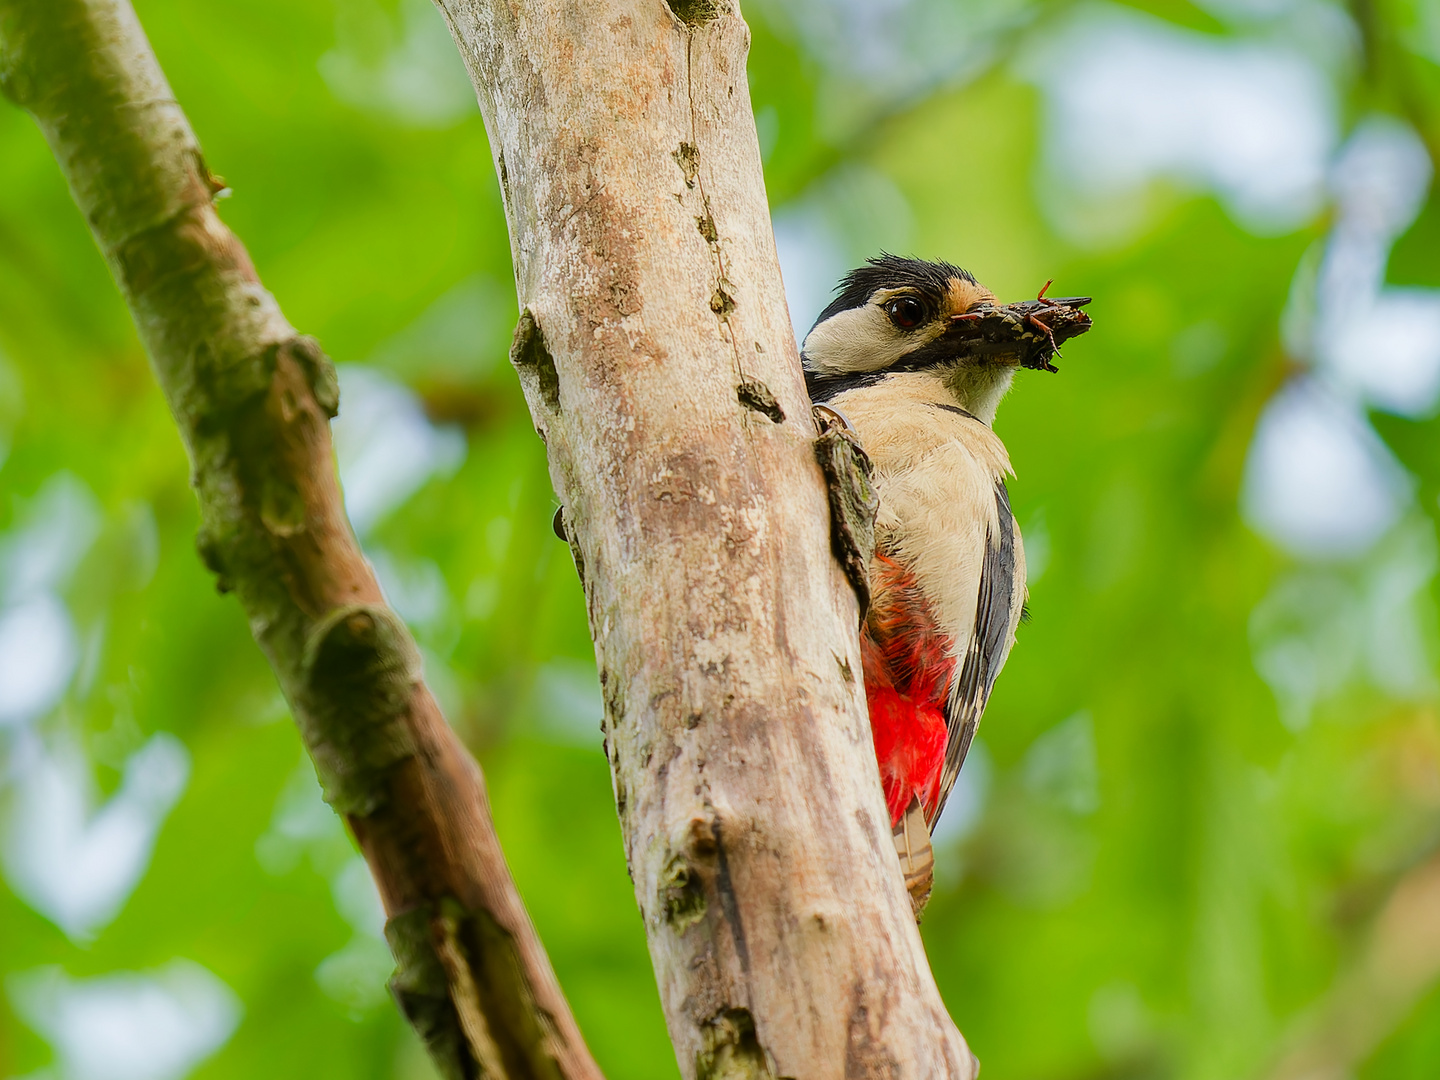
[945,282,1093,372]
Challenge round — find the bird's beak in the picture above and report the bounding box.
[946,292,1093,373]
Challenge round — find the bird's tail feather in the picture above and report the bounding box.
[892,795,935,920]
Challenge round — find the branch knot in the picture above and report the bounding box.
[298,603,420,815]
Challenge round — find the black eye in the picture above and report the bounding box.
[886,296,926,330]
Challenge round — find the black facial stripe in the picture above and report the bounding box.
[805,313,1027,403]
[804,367,890,403]
[803,331,987,402]
[805,359,997,406]
[884,335,965,371]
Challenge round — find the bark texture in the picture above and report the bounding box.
[435,2,978,1075]
[0,3,602,1077]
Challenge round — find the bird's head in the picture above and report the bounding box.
[801,254,1091,425]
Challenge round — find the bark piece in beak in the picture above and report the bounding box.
[948,294,1093,373]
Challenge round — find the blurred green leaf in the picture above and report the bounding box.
[4,1,1440,1078]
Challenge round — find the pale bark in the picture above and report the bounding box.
[435,2,978,1076]
[0,3,601,1077]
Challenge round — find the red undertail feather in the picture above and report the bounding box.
[862,555,956,827]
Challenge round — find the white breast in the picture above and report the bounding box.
[828,372,1025,663]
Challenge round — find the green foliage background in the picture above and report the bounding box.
[2,0,1439,1077]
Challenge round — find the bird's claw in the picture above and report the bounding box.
[813,403,858,436]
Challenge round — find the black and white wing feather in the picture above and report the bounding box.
[928,480,1023,828]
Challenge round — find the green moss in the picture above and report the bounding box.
[667,0,727,28]
[661,855,708,931]
[509,308,561,412]
[387,907,470,1080]
[298,604,420,814]
[696,1009,775,1080]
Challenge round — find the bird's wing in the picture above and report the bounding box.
[928,479,1022,828]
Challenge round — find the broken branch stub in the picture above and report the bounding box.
[434,0,977,1075]
[813,408,880,619]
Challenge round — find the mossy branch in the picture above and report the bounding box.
[0,2,603,1076]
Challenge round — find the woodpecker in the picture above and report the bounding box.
[802,254,1091,913]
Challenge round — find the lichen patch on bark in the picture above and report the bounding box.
[696,1009,777,1080]
[662,854,709,931]
[298,604,419,814]
[673,140,701,186]
[667,0,728,28]
[510,308,561,412]
[736,378,784,424]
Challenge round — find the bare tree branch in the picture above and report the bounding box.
[0,2,603,1076]
[1266,848,1440,1080]
[435,1,978,1075]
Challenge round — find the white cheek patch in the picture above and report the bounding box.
[801,304,944,374]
